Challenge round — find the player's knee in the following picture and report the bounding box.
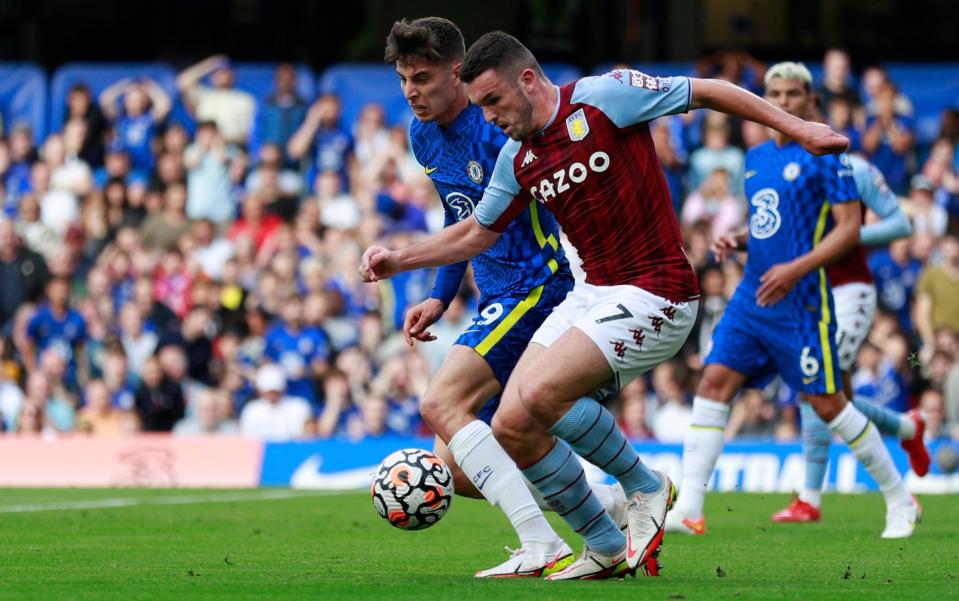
[809,393,846,422]
[490,401,530,454]
[419,393,458,434]
[515,377,555,421]
[697,366,734,403]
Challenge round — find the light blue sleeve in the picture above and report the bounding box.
[473,139,524,232]
[569,70,692,129]
[850,155,912,246]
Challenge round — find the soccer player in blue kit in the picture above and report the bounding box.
[383,18,629,577]
[668,62,921,539]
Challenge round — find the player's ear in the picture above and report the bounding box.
[519,68,536,92]
[451,62,462,82]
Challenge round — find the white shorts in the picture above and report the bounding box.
[833,282,878,371]
[530,282,698,390]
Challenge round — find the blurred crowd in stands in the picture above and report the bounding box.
[0,49,958,442]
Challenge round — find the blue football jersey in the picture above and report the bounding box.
[409,103,569,304]
[732,141,859,320]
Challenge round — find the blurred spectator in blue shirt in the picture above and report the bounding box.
[22,277,86,386]
[825,96,861,152]
[862,80,915,194]
[99,79,172,174]
[287,94,354,185]
[258,64,308,167]
[264,295,330,406]
[853,340,910,413]
[870,238,922,333]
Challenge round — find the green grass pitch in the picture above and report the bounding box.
[0,489,956,600]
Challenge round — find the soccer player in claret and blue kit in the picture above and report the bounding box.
[361,33,850,579]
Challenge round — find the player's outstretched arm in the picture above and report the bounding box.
[689,79,848,156]
[359,217,500,283]
[756,202,861,307]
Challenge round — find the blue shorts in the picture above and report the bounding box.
[704,305,842,396]
[457,272,575,423]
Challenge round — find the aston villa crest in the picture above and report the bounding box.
[566,109,589,142]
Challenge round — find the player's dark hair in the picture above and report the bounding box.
[460,31,544,84]
[384,17,465,65]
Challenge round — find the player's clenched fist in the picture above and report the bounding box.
[359,246,400,282]
[794,121,849,156]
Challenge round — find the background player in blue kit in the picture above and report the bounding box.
[669,62,921,539]
[383,17,627,578]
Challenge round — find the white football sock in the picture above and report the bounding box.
[827,404,912,509]
[799,488,822,508]
[449,420,559,549]
[676,396,730,520]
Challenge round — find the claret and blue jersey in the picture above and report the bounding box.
[706,141,860,395]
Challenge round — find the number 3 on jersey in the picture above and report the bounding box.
[749,187,782,239]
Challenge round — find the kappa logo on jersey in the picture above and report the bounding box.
[528,151,611,204]
[783,162,801,181]
[521,149,537,167]
[446,192,476,221]
[610,339,627,361]
[749,187,782,239]
[467,160,484,183]
[566,109,590,141]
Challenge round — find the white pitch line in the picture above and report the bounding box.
[0,489,349,514]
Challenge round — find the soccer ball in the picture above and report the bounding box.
[371,448,454,530]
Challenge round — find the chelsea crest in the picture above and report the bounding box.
[467,160,483,183]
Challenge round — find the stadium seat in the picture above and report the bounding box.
[0,63,47,142]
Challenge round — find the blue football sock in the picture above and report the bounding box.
[551,397,662,497]
[522,438,625,555]
[851,395,902,437]
[800,402,831,493]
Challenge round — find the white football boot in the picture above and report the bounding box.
[624,470,676,570]
[881,497,922,539]
[545,545,633,580]
[474,539,574,578]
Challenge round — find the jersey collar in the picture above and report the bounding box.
[534,85,562,137]
[444,103,477,137]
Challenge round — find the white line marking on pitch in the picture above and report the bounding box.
[0,489,349,514]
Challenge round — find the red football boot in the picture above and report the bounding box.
[771,497,821,523]
[900,409,930,477]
